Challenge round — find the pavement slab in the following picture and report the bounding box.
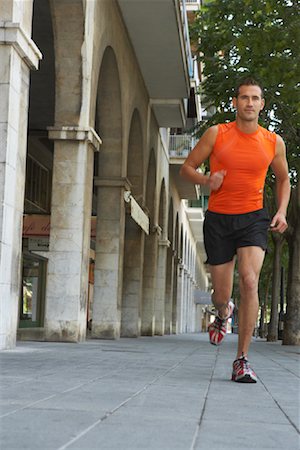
[0,334,299,450]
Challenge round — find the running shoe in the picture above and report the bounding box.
[208,300,234,345]
[231,355,257,383]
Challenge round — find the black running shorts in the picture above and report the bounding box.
[203,208,270,266]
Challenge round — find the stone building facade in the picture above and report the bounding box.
[0,0,209,350]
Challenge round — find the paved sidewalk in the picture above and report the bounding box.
[0,334,299,450]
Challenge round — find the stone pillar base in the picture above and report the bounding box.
[91,323,120,340]
[141,328,155,337]
[44,321,86,342]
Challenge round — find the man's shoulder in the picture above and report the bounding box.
[258,125,277,143]
[217,121,235,135]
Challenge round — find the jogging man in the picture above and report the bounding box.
[180,77,290,383]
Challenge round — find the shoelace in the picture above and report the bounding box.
[214,316,226,329]
[235,356,250,371]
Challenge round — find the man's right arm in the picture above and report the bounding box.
[179,125,226,191]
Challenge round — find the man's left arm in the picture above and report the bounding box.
[270,135,291,233]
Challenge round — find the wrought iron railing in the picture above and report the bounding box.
[169,134,198,157]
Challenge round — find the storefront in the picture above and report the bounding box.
[19,215,95,340]
[18,216,49,339]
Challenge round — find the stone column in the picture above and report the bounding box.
[154,239,170,335]
[141,230,158,336]
[188,275,194,332]
[176,261,184,334]
[92,178,129,339]
[171,254,179,334]
[191,279,196,332]
[121,217,144,337]
[164,248,174,335]
[186,274,191,332]
[0,22,41,349]
[184,270,189,332]
[185,269,191,333]
[44,127,101,342]
[180,264,187,333]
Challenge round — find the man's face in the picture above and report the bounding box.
[232,85,265,121]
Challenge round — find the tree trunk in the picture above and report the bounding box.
[267,235,284,341]
[259,272,271,338]
[283,183,300,345]
[259,305,265,338]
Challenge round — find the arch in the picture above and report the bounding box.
[141,149,157,335]
[92,46,123,339]
[179,224,184,262]
[188,241,191,270]
[96,46,122,178]
[146,150,157,228]
[174,213,180,256]
[165,197,174,334]
[184,231,187,264]
[181,231,188,331]
[172,213,180,333]
[121,110,144,337]
[158,179,167,237]
[186,239,192,332]
[26,0,55,209]
[49,0,84,124]
[20,0,55,339]
[29,0,55,130]
[154,179,168,335]
[168,198,174,247]
[126,109,144,199]
[40,0,95,342]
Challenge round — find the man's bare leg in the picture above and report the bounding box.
[236,246,265,359]
[210,259,235,318]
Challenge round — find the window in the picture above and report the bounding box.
[25,155,51,213]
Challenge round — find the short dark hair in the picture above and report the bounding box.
[234,77,264,98]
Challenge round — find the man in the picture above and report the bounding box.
[180,77,290,383]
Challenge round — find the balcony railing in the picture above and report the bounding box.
[169,134,198,157]
[185,0,202,4]
[180,1,194,78]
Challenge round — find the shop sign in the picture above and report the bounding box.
[28,237,50,252]
[23,215,98,238]
[124,192,149,235]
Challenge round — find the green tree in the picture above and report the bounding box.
[191,0,300,344]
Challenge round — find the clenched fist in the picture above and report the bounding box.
[207,170,226,191]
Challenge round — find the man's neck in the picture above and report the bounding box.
[235,118,259,134]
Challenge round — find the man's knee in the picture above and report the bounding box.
[240,272,259,292]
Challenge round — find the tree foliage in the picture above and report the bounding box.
[191,0,300,343]
[191,0,300,184]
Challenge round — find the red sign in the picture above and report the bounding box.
[23,215,97,237]
[23,215,51,236]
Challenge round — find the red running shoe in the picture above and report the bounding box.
[208,300,234,345]
[232,355,257,383]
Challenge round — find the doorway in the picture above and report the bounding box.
[19,255,47,328]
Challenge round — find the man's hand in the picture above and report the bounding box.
[208,170,226,191]
[270,212,288,234]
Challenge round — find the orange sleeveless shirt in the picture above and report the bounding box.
[208,121,276,214]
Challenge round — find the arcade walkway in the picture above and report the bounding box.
[0,334,299,449]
